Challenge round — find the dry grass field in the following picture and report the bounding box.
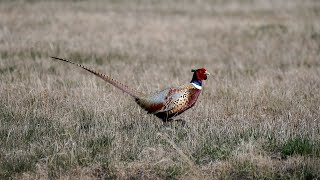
[1,0,320,179]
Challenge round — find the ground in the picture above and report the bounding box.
[0,0,320,179]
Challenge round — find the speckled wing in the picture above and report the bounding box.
[155,89,187,114]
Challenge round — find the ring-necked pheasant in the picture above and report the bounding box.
[50,57,209,122]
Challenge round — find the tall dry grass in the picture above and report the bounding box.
[0,0,320,179]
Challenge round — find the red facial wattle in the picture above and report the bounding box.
[196,68,208,81]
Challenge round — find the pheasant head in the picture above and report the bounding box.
[190,68,210,89]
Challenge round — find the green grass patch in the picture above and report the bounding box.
[281,137,320,157]
[87,135,114,159]
[155,164,185,180]
[0,153,38,179]
[193,144,231,164]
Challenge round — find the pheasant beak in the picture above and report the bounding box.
[205,71,210,75]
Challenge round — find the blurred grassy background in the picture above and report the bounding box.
[0,0,320,179]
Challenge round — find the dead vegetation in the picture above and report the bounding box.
[0,0,320,179]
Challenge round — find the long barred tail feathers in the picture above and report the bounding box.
[50,56,143,99]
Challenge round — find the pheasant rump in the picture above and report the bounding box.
[51,57,209,122]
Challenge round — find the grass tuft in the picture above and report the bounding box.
[281,137,319,157]
[193,145,231,164]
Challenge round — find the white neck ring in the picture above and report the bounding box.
[191,83,202,90]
